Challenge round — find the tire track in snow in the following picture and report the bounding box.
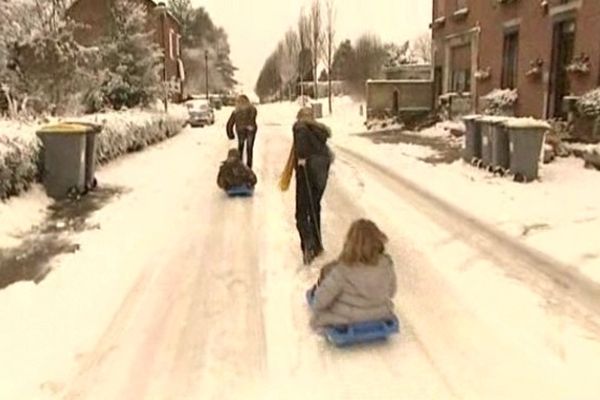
[335,144,600,332]
[333,145,600,398]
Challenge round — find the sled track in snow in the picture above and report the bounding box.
[335,145,600,327]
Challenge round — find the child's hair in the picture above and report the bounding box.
[296,106,314,121]
[338,219,388,266]
[236,94,250,109]
[227,148,240,159]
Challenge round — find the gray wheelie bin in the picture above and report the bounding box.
[505,119,550,182]
[36,123,100,199]
[490,121,510,171]
[311,102,323,119]
[479,116,507,168]
[66,121,102,190]
[462,115,482,163]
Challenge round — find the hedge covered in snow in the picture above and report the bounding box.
[481,89,518,116]
[0,105,187,200]
[576,88,600,118]
[0,126,40,200]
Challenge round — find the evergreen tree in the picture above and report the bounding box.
[94,0,163,110]
[331,39,354,80]
[168,1,237,93]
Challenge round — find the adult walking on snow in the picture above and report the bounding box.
[279,107,333,265]
[226,95,258,169]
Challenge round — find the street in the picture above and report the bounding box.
[0,105,588,400]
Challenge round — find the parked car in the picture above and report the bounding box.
[186,100,215,127]
[209,96,223,110]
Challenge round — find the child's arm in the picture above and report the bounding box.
[217,165,226,189]
[226,112,235,139]
[317,260,337,285]
[384,254,397,297]
[313,268,343,311]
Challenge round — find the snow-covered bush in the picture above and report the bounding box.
[0,126,41,200]
[0,106,187,200]
[576,88,600,118]
[481,89,518,116]
[82,108,187,164]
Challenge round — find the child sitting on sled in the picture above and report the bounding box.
[217,148,258,191]
[309,219,397,329]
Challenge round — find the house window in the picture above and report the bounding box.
[456,0,467,10]
[501,30,519,89]
[450,44,471,93]
[176,34,181,57]
[452,69,471,93]
[169,29,175,60]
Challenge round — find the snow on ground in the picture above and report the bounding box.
[0,102,599,399]
[0,185,50,248]
[301,98,600,284]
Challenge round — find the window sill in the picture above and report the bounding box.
[549,0,582,17]
[430,16,446,29]
[451,8,469,22]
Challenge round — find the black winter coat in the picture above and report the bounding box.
[292,120,332,164]
[226,105,257,139]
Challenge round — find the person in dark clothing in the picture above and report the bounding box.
[217,148,258,191]
[226,95,258,169]
[292,107,333,265]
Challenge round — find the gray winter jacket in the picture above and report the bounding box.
[311,254,397,328]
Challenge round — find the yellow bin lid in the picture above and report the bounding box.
[37,122,95,135]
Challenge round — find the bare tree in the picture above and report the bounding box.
[308,0,324,100]
[411,32,432,64]
[323,0,336,113]
[297,9,311,103]
[276,29,300,101]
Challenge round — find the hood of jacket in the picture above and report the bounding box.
[294,120,331,142]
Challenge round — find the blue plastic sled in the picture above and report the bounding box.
[226,185,254,197]
[306,287,400,347]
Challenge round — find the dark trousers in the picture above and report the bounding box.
[295,156,330,256]
[237,127,256,169]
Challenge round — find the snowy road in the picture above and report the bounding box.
[7,105,600,399]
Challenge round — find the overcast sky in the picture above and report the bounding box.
[191,0,432,94]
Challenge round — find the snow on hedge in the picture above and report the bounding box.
[481,88,518,115]
[0,122,41,200]
[0,105,187,200]
[576,88,600,118]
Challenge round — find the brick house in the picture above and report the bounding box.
[432,0,600,119]
[68,0,185,102]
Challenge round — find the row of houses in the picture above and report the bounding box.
[433,0,600,119]
[368,0,600,125]
[67,0,185,102]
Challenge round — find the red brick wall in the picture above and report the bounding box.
[432,0,600,118]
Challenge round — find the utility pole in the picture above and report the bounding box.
[156,3,168,112]
[205,49,209,100]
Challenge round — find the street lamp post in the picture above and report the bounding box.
[156,3,168,112]
[205,50,209,100]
